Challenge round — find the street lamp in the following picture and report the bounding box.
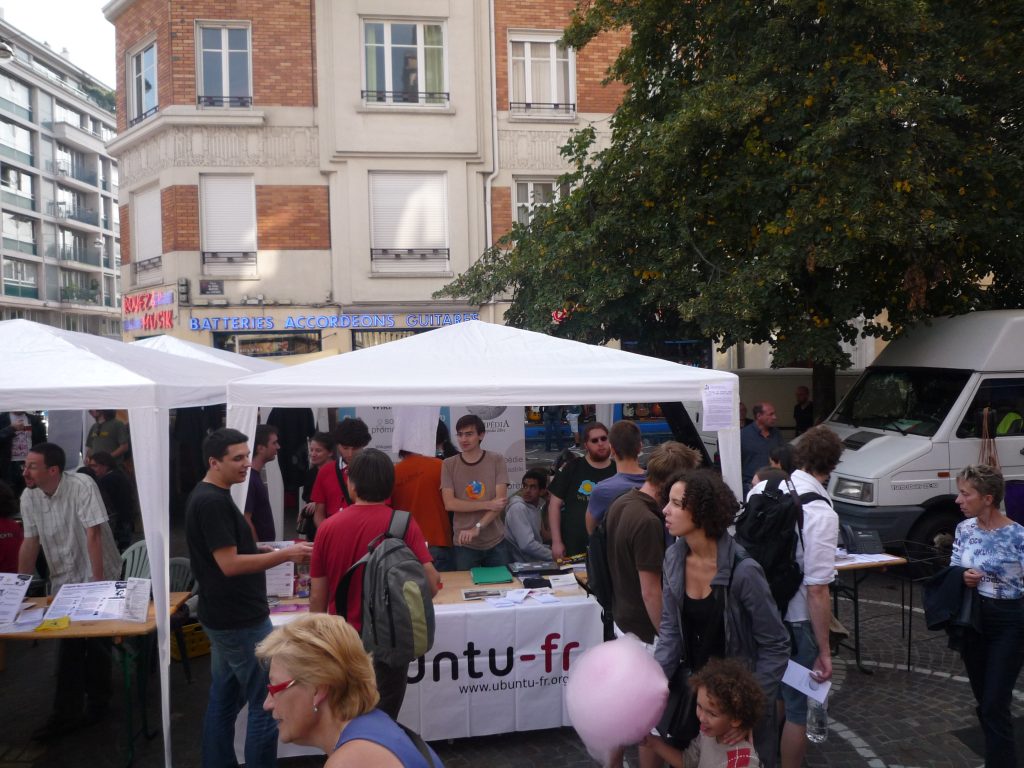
[0,39,14,61]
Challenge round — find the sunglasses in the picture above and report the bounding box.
[588,435,609,443]
[266,678,297,698]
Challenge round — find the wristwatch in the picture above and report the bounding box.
[474,522,482,530]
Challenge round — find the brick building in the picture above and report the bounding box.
[0,16,121,335]
[103,0,625,356]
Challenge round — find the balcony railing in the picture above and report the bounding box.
[0,96,31,122]
[128,106,158,127]
[0,143,32,165]
[49,201,100,226]
[197,95,253,107]
[54,161,99,187]
[2,236,37,255]
[361,90,449,106]
[58,243,100,265]
[3,283,38,299]
[509,101,577,117]
[201,251,257,277]
[0,190,34,211]
[370,247,450,261]
[132,256,163,287]
[60,285,100,304]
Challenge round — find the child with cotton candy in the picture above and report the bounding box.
[645,657,765,768]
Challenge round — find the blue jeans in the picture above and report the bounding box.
[543,410,563,452]
[962,596,1024,768]
[781,620,818,726]
[454,540,512,570]
[429,545,456,573]
[201,618,277,768]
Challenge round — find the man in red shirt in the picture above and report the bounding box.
[310,418,371,527]
[309,448,440,717]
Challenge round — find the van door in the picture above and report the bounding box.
[949,376,1024,490]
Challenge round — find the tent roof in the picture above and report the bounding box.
[0,320,242,409]
[228,320,737,410]
[133,334,281,373]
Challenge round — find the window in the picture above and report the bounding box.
[3,258,38,299]
[197,25,252,107]
[0,74,31,120]
[363,21,447,106]
[57,228,90,263]
[369,172,449,274]
[2,212,36,254]
[129,41,158,126]
[132,185,162,285]
[509,35,575,117]
[957,379,1024,438]
[515,179,568,225]
[54,102,84,130]
[60,269,98,304]
[0,119,32,164]
[0,165,34,210]
[200,175,257,277]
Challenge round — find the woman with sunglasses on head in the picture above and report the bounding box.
[257,613,442,767]
[952,464,1024,768]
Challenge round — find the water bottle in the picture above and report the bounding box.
[806,695,829,743]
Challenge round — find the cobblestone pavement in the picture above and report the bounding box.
[4,567,1017,767]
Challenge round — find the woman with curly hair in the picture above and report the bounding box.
[652,469,789,768]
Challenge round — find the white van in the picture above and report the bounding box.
[823,310,1024,557]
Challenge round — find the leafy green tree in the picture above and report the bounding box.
[437,0,1024,415]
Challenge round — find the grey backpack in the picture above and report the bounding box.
[336,510,435,667]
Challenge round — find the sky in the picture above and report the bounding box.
[2,0,115,86]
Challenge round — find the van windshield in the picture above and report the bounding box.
[832,367,971,437]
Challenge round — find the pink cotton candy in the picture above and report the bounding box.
[566,636,669,760]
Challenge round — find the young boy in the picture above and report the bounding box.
[646,657,766,768]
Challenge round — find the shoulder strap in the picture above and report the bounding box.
[388,509,411,540]
[798,491,831,508]
[336,462,353,506]
[783,478,806,548]
[396,721,436,767]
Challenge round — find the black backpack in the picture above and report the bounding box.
[734,477,829,616]
[586,518,617,639]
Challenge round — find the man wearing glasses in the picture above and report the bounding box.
[548,422,615,559]
[441,414,511,569]
[586,420,648,534]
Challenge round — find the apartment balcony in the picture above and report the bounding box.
[59,285,100,304]
[509,101,577,119]
[197,95,253,108]
[52,120,106,155]
[361,90,450,107]
[57,243,101,267]
[48,201,100,228]
[53,161,99,188]
[128,106,158,128]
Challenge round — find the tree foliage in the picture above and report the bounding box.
[437,0,1024,376]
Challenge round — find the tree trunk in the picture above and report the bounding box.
[812,363,837,424]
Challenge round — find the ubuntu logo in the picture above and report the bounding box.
[464,480,486,500]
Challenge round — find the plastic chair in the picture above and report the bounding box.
[169,556,196,683]
[120,540,150,579]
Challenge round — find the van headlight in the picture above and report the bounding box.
[832,478,874,503]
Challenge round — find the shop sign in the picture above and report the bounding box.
[188,311,479,332]
[199,280,224,296]
[122,289,175,332]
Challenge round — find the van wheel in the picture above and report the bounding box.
[906,509,962,577]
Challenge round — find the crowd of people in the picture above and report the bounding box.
[6,395,1024,768]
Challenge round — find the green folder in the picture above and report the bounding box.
[470,566,514,585]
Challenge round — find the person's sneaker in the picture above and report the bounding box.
[31,714,83,742]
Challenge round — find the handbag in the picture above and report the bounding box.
[656,600,702,748]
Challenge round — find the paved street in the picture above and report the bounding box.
[2,566,1018,767]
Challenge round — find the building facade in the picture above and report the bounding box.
[0,17,122,335]
[104,0,625,357]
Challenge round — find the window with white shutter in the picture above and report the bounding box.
[200,175,258,277]
[132,185,162,286]
[369,172,449,274]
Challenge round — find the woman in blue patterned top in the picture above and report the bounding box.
[951,464,1024,768]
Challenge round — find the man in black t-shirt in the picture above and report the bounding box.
[185,428,312,768]
[548,422,615,559]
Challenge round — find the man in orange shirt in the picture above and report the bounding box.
[392,447,454,572]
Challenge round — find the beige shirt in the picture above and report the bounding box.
[21,472,121,590]
[441,450,508,550]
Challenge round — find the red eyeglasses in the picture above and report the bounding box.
[266,678,297,697]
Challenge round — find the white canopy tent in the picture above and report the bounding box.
[227,321,742,495]
[0,320,251,767]
[133,334,282,374]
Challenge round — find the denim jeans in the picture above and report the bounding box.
[781,620,818,726]
[454,540,511,570]
[201,618,277,768]
[429,545,456,573]
[961,596,1024,768]
[543,410,564,452]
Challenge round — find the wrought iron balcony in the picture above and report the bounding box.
[361,90,449,106]
[509,101,576,117]
[197,95,253,107]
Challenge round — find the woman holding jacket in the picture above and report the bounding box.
[653,469,790,768]
[951,464,1024,768]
